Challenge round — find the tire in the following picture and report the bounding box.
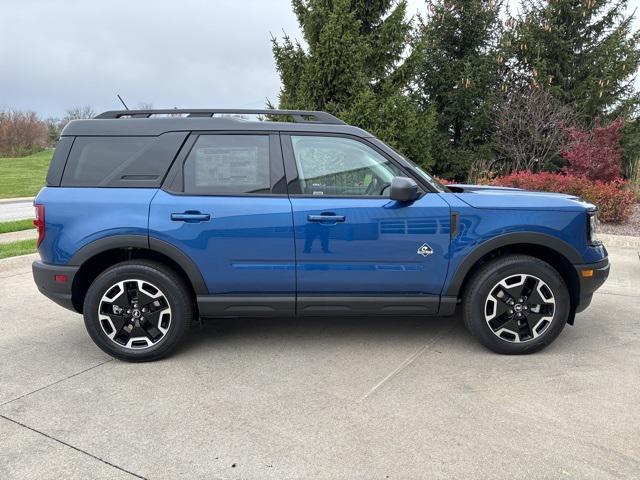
[83,260,194,362]
[462,254,570,354]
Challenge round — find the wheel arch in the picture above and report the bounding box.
[447,233,582,322]
[69,235,207,313]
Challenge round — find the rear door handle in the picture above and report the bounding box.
[171,211,211,223]
[307,214,346,223]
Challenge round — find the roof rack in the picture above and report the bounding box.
[95,109,346,125]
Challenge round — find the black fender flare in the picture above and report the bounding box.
[445,232,583,297]
[68,234,208,294]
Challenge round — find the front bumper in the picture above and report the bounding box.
[574,257,610,313]
[32,261,79,312]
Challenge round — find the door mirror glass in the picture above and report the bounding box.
[390,176,420,202]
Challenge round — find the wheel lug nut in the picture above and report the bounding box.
[508,309,514,314]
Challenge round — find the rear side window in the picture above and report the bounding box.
[183,135,270,195]
[61,133,186,188]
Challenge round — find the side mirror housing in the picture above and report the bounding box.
[390,176,420,202]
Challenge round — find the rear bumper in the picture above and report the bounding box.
[32,261,79,312]
[574,257,610,313]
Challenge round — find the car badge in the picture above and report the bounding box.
[417,243,433,257]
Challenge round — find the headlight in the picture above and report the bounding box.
[588,212,601,245]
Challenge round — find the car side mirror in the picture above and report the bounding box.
[390,176,420,202]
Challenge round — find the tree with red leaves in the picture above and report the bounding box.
[561,119,623,182]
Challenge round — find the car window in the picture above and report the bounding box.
[290,136,402,197]
[183,135,270,195]
[61,136,154,187]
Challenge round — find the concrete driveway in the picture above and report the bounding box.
[1,245,638,479]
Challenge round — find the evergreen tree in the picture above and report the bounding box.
[414,0,505,181]
[509,0,640,119]
[272,0,435,168]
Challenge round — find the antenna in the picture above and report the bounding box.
[117,94,129,110]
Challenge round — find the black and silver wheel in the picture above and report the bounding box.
[463,254,570,354]
[83,260,193,362]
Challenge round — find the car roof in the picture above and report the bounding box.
[61,117,371,137]
[61,109,372,137]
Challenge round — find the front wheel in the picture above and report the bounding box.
[83,260,194,362]
[462,254,570,354]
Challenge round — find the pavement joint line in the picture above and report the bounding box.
[358,326,450,402]
[0,414,147,479]
[0,359,114,408]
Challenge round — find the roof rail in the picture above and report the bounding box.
[94,109,346,125]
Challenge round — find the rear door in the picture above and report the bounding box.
[281,133,451,315]
[149,132,295,316]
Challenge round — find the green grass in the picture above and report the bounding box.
[0,239,36,259]
[0,149,53,199]
[0,219,34,234]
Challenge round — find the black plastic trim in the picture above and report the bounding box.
[574,257,610,312]
[197,295,295,317]
[67,234,208,295]
[445,232,583,297]
[297,295,440,316]
[32,261,79,311]
[46,136,75,187]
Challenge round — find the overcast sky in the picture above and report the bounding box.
[1,0,638,119]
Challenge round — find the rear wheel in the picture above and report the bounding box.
[462,254,570,354]
[83,260,194,362]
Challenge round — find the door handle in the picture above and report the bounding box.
[171,211,211,223]
[307,214,346,223]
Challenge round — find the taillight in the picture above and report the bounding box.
[33,204,45,247]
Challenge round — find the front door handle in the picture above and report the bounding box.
[307,214,346,223]
[171,211,211,223]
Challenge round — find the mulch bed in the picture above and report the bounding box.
[600,203,640,237]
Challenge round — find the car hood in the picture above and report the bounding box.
[447,184,594,211]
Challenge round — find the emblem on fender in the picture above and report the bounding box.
[417,243,433,257]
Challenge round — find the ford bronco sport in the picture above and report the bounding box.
[32,109,610,361]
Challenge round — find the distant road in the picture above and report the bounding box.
[0,199,33,221]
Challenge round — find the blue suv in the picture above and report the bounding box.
[32,109,609,361]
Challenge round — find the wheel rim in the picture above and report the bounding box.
[484,274,555,343]
[98,279,172,350]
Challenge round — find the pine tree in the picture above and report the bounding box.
[414,0,505,181]
[509,0,640,120]
[271,0,435,168]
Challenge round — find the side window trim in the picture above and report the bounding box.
[163,131,287,197]
[280,132,424,199]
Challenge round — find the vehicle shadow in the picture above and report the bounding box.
[180,309,478,352]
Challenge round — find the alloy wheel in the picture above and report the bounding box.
[98,279,172,349]
[484,274,555,343]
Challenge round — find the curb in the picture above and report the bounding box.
[600,234,640,249]
[0,197,34,204]
[0,252,38,275]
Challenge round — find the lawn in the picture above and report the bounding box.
[0,219,34,234]
[0,149,53,198]
[0,239,36,259]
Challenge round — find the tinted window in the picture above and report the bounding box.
[61,133,186,188]
[290,136,402,196]
[62,137,154,187]
[183,135,270,194]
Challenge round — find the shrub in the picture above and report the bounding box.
[493,172,636,223]
[0,109,47,157]
[561,118,623,182]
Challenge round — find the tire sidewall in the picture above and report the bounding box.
[464,256,570,354]
[83,262,191,361]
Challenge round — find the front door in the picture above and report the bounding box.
[149,132,295,316]
[281,134,451,315]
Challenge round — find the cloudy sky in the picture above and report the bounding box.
[1,0,638,119]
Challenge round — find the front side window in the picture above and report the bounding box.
[183,135,270,194]
[290,136,403,197]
